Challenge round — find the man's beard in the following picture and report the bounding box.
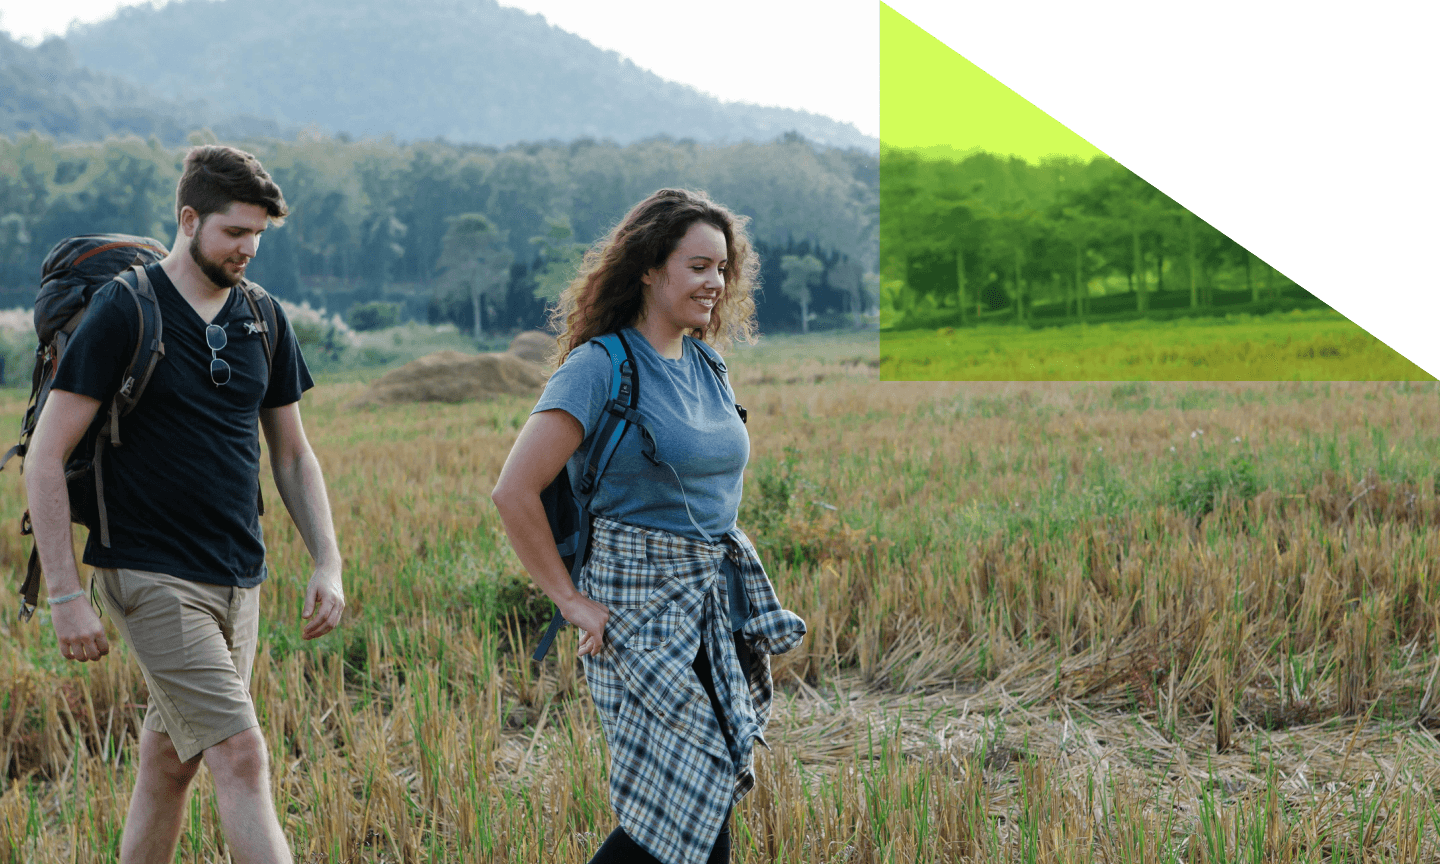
[189,231,244,288]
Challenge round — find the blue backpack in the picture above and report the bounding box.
[532,330,747,661]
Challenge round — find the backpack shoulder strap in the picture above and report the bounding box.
[686,335,747,425]
[110,264,166,422]
[235,280,277,379]
[574,332,641,498]
[686,334,725,372]
[235,281,277,519]
[592,332,631,402]
[93,264,167,547]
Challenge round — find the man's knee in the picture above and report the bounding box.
[141,729,201,788]
[202,727,270,789]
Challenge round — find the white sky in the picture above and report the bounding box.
[0,0,880,138]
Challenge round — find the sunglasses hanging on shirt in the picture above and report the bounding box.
[205,324,230,387]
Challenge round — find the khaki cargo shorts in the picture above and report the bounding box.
[94,568,260,763]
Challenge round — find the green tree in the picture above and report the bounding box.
[530,217,587,304]
[827,258,865,329]
[780,254,824,334]
[991,205,1041,322]
[436,213,512,340]
[359,206,407,296]
[1052,207,1103,321]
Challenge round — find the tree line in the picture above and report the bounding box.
[880,148,1319,329]
[0,131,879,334]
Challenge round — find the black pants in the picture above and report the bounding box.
[588,816,730,864]
[587,636,746,864]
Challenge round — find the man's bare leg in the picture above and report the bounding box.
[120,727,201,864]
[203,726,292,864]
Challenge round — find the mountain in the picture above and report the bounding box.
[65,0,875,151]
[0,31,285,143]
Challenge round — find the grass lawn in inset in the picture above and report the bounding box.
[882,309,1432,381]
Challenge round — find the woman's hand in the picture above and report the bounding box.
[561,593,611,656]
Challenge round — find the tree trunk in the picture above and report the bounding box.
[1133,225,1146,314]
[800,295,809,335]
[955,249,967,325]
[1013,245,1024,323]
[898,253,910,316]
[1246,250,1256,303]
[1186,212,1198,309]
[472,281,483,340]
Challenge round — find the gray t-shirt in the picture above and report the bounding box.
[531,328,749,541]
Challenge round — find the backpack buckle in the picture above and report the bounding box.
[119,376,135,397]
[243,321,266,335]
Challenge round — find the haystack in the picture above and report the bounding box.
[352,350,547,407]
[507,330,554,365]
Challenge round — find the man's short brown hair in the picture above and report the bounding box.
[175,145,289,227]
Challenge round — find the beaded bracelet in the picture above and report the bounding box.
[47,591,87,606]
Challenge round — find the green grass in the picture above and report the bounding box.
[881,309,1433,380]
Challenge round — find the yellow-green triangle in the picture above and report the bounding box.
[878,3,1430,381]
[880,3,1103,162]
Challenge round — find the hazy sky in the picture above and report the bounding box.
[0,0,879,138]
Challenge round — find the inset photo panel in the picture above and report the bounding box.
[878,3,1431,382]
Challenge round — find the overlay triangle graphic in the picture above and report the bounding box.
[878,3,1430,382]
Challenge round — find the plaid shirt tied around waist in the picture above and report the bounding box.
[580,517,806,864]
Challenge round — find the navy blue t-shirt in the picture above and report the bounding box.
[51,263,313,586]
[532,329,749,541]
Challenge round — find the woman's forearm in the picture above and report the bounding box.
[492,486,582,607]
[491,409,609,652]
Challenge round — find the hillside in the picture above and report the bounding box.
[66,0,875,150]
[0,32,284,143]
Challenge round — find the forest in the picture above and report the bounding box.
[879,147,1321,329]
[0,131,879,335]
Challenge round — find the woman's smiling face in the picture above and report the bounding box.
[640,220,727,339]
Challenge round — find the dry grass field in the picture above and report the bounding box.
[2,331,1440,862]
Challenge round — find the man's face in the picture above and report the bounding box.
[185,202,269,289]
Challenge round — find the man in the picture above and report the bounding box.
[25,145,343,864]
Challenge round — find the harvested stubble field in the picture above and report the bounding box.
[3,331,1440,862]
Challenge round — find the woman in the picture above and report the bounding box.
[491,189,805,864]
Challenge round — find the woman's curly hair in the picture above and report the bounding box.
[548,188,759,364]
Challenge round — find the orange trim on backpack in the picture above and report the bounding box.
[72,241,167,268]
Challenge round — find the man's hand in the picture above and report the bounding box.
[301,569,344,640]
[52,599,110,662]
